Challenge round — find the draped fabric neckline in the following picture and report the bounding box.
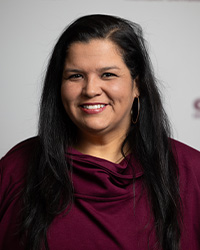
[66,148,143,201]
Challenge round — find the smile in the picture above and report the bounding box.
[80,104,107,114]
[82,104,106,109]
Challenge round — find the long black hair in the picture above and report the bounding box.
[21,14,182,250]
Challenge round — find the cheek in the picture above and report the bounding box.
[108,81,134,103]
[107,82,125,100]
[61,84,79,105]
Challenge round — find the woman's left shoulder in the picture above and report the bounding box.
[171,139,200,179]
[171,139,200,160]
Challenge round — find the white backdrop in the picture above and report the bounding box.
[1,0,200,157]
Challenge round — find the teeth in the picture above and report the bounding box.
[82,104,105,109]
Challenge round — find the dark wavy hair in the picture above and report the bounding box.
[21,14,182,250]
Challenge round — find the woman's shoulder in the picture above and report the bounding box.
[1,136,39,159]
[0,137,39,218]
[0,136,39,181]
[171,139,200,164]
[171,139,200,183]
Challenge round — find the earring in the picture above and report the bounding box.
[131,96,140,124]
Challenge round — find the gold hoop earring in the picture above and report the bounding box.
[131,96,140,124]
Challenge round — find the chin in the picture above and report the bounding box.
[84,126,108,134]
[78,124,110,135]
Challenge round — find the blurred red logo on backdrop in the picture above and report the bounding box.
[194,98,200,118]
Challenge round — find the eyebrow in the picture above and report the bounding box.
[64,69,82,73]
[63,66,121,73]
[98,66,120,71]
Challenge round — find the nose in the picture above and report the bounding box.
[82,76,102,98]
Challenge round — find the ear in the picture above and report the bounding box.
[132,76,140,98]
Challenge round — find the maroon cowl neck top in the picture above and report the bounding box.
[0,137,200,249]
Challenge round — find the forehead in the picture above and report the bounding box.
[65,39,124,66]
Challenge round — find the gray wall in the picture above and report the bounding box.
[1,0,200,157]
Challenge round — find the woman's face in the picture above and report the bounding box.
[61,39,139,138]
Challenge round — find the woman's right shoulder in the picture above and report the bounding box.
[0,137,40,230]
[1,137,39,159]
[0,136,39,181]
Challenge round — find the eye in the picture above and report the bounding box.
[102,72,117,79]
[67,74,83,80]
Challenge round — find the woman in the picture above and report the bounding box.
[0,14,200,250]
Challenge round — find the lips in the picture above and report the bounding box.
[82,104,106,109]
[79,103,107,114]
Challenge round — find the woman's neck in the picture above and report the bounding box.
[74,131,130,163]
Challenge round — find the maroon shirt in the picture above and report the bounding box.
[0,137,200,249]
